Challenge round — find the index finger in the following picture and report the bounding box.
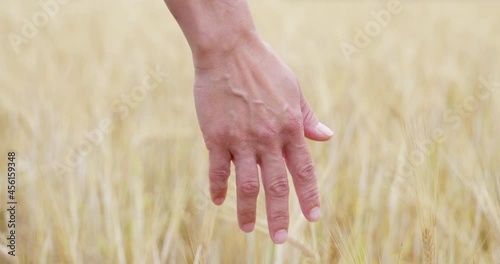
[283,139,321,222]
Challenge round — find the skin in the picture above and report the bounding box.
[164,0,333,244]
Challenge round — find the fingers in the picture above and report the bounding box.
[208,148,231,205]
[284,139,321,222]
[234,153,260,233]
[260,151,289,244]
[300,94,333,141]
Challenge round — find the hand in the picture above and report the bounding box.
[193,37,333,244]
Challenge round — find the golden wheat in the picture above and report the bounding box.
[422,228,434,264]
[1,0,500,263]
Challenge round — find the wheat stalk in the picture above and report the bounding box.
[422,228,435,264]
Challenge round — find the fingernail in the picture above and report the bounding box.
[273,229,287,244]
[241,223,255,233]
[214,197,224,205]
[316,122,334,137]
[309,207,321,222]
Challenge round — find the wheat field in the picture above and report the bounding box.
[1,0,500,263]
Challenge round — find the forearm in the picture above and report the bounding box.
[164,0,261,69]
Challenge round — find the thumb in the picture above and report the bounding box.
[301,96,333,141]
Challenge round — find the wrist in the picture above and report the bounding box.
[190,26,262,71]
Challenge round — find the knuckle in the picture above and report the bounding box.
[270,210,289,223]
[295,162,316,183]
[282,115,303,134]
[210,182,227,193]
[252,126,279,143]
[267,178,289,197]
[238,181,260,197]
[204,137,218,151]
[208,125,234,144]
[209,170,229,192]
[212,125,229,138]
[209,169,229,182]
[238,210,256,220]
[300,188,319,205]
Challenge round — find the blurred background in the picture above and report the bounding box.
[1,0,500,263]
